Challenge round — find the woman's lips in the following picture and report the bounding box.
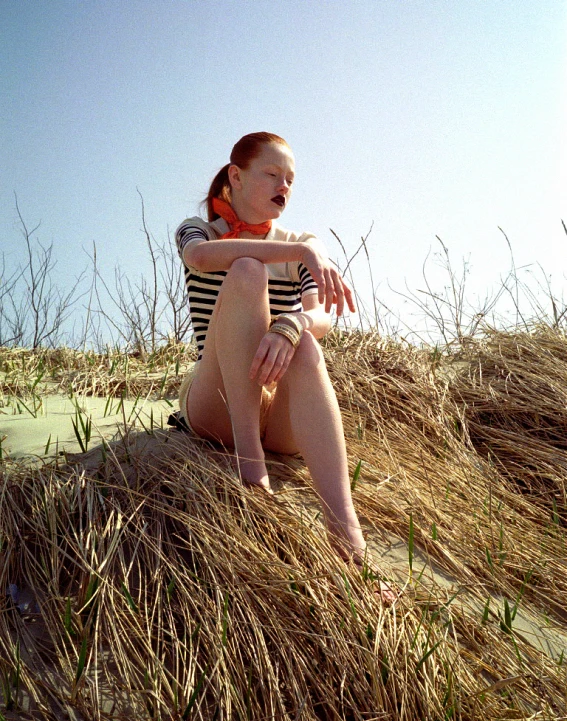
[271,195,285,207]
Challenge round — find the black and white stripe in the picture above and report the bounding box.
[176,221,318,360]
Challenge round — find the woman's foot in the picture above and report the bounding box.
[237,456,273,495]
[350,553,400,605]
[329,533,400,605]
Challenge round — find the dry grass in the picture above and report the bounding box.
[448,328,567,513]
[0,342,196,402]
[0,329,566,720]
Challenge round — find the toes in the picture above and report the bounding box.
[375,581,400,605]
[243,479,274,495]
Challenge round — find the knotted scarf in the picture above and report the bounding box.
[212,197,272,239]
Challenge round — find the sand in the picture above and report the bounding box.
[372,534,567,662]
[1,392,174,462]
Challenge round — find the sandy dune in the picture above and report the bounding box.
[1,393,174,461]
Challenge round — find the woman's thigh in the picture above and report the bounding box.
[261,379,300,455]
[186,308,235,446]
[186,257,271,446]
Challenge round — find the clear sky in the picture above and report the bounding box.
[2,0,566,337]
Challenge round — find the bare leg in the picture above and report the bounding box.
[263,332,365,556]
[187,257,272,490]
[263,335,399,603]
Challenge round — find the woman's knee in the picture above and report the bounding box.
[291,331,324,372]
[224,257,268,294]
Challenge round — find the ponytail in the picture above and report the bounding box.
[204,164,231,221]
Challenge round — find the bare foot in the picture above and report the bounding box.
[359,565,400,605]
[237,457,273,495]
[375,582,399,605]
[349,554,400,604]
[330,537,400,605]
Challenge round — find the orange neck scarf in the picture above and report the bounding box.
[212,197,272,239]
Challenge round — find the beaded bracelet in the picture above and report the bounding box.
[268,322,301,348]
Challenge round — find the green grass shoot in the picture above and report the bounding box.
[351,459,362,491]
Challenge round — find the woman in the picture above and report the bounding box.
[175,132,395,601]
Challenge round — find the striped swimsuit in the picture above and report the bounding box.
[175,216,321,359]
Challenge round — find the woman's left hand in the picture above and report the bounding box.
[249,331,296,386]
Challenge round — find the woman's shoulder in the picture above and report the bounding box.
[175,216,225,240]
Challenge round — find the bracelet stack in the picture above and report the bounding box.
[269,323,300,347]
[268,313,304,349]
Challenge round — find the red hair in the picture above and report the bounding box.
[204,132,289,221]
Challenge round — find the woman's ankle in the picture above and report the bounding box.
[325,515,366,560]
[236,455,270,489]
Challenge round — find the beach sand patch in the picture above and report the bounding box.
[0,392,175,461]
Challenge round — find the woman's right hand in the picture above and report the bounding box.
[249,329,296,386]
[299,244,356,317]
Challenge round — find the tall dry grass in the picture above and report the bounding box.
[1,326,566,720]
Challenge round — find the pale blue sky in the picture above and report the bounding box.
[2,0,566,334]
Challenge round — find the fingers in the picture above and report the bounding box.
[250,333,295,386]
[249,337,270,381]
[304,246,356,316]
[333,270,345,317]
[323,267,335,314]
[323,267,357,316]
[317,271,326,306]
[313,262,356,317]
[342,279,356,314]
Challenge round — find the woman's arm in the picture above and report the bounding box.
[186,238,355,317]
[249,293,343,386]
[287,292,332,339]
[185,239,303,272]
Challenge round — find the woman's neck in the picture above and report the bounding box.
[229,196,265,225]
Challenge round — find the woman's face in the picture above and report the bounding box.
[229,142,295,224]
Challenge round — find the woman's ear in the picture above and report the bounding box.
[228,164,242,190]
